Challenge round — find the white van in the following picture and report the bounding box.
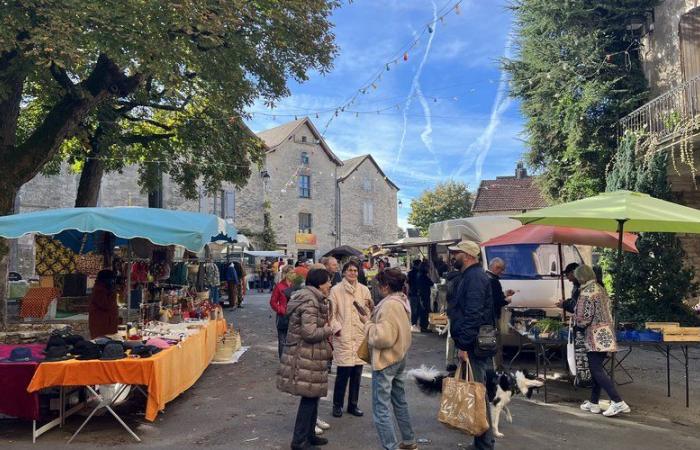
[428,216,583,345]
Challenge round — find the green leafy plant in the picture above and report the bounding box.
[407,181,473,235]
[532,317,563,334]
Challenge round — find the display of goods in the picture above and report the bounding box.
[428,313,448,326]
[637,330,663,342]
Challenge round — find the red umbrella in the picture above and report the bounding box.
[482,225,638,318]
[481,224,638,253]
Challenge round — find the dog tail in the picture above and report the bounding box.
[407,365,448,395]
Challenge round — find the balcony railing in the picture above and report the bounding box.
[619,74,700,141]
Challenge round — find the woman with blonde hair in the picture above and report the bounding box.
[574,264,630,417]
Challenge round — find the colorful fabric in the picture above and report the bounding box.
[203,263,220,287]
[0,344,44,420]
[35,235,77,276]
[28,318,226,421]
[19,287,61,319]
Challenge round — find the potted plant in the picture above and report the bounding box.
[531,318,563,340]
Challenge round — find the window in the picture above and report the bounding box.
[299,175,311,198]
[484,244,583,279]
[362,201,374,226]
[362,176,373,192]
[301,136,307,143]
[299,213,312,233]
[301,151,309,166]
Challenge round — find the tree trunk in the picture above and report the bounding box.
[75,157,105,207]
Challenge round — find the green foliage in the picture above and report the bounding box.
[3,0,340,198]
[602,133,699,325]
[260,210,278,251]
[504,0,656,202]
[407,181,473,235]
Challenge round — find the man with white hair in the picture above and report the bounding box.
[486,257,514,369]
[321,256,342,286]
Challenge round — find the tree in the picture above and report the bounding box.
[0,1,339,326]
[503,0,656,202]
[602,132,698,325]
[407,181,473,235]
[397,227,406,240]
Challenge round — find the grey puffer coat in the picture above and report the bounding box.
[277,286,333,398]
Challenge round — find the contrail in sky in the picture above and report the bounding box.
[395,1,439,173]
[453,31,513,180]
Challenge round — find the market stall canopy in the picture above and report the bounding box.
[0,207,237,253]
[428,216,521,243]
[323,245,363,258]
[513,190,700,233]
[482,224,639,253]
[244,250,286,258]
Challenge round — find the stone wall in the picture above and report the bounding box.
[261,122,339,259]
[640,1,699,97]
[338,158,398,249]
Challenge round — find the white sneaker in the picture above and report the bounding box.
[316,418,330,430]
[315,425,324,435]
[580,401,601,414]
[411,325,421,333]
[603,401,631,417]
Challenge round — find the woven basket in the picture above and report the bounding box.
[213,330,241,362]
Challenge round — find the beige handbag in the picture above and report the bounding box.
[438,359,490,436]
[357,334,371,364]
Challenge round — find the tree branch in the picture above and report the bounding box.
[121,133,175,145]
[122,115,174,130]
[49,62,81,97]
[117,96,191,112]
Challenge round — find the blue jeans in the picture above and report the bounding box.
[465,351,495,450]
[372,359,415,450]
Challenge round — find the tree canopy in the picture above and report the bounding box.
[1,0,340,211]
[603,133,698,325]
[407,181,473,235]
[503,0,656,202]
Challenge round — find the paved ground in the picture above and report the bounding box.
[2,291,700,449]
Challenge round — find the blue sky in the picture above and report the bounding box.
[246,0,524,230]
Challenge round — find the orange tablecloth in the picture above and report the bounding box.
[27,318,226,421]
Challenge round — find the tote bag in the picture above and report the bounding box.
[566,317,576,376]
[438,359,490,436]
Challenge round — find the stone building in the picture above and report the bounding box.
[337,154,399,249]
[471,163,548,216]
[12,117,398,272]
[617,1,700,276]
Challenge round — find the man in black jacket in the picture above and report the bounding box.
[486,257,513,370]
[447,240,495,450]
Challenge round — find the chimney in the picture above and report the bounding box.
[515,161,527,179]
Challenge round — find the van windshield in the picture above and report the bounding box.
[484,244,583,280]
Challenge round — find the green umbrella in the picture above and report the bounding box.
[513,190,700,380]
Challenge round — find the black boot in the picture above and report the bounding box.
[347,406,364,417]
[309,436,328,446]
[332,405,343,417]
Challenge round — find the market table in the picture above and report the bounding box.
[27,318,226,441]
[0,344,44,420]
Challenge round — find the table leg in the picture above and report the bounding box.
[684,345,689,408]
[68,385,141,444]
[667,345,671,398]
[535,343,540,378]
[542,344,548,403]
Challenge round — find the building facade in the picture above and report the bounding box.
[617,2,700,278]
[338,155,399,249]
[13,117,398,271]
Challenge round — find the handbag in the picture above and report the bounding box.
[438,359,490,436]
[474,324,498,358]
[357,333,371,364]
[566,317,576,376]
[75,234,104,276]
[589,323,617,352]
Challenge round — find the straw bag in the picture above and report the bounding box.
[438,359,489,436]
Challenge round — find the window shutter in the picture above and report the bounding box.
[224,190,235,219]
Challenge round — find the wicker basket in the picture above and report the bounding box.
[213,329,242,362]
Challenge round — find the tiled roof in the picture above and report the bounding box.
[472,177,548,213]
[256,119,305,148]
[338,154,399,191]
[255,117,342,165]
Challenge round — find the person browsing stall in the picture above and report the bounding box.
[446,240,496,450]
[88,269,119,339]
[329,260,374,418]
[556,262,580,312]
[270,265,295,359]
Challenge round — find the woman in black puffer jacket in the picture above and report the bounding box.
[278,268,335,450]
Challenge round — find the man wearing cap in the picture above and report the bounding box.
[447,240,495,450]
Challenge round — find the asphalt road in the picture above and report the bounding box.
[2,292,699,449]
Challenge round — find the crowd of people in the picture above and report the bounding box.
[267,243,626,450]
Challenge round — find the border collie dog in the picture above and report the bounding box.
[408,365,544,438]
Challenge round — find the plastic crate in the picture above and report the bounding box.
[637,330,662,342]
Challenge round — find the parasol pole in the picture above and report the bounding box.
[126,241,132,323]
[558,243,566,321]
[611,219,627,383]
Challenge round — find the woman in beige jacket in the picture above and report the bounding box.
[329,260,374,418]
[365,268,416,450]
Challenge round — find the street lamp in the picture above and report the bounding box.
[398,199,403,208]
